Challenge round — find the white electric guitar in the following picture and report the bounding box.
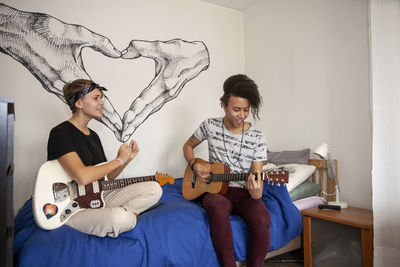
[32,160,174,230]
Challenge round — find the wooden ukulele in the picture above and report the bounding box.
[182,158,289,200]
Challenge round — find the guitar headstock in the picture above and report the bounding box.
[265,170,289,184]
[155,172,174,186]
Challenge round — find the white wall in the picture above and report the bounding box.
[243,0,372,208]
[1,0,373,213]
[0,0,245,213]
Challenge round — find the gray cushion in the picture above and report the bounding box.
[266,148,310,165]
[289,181,321,201]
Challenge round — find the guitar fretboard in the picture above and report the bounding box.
[212,171,287,183]
[212,173,259,182]
[101,176,157,191]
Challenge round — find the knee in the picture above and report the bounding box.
[247,208,270,228]
[110,207,137,230]
[148,182,163,201]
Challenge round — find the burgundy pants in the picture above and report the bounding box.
[201,187,271,267]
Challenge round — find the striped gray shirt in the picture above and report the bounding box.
[194,117,267,188]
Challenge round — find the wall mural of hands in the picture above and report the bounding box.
[120,39,210,141]
[0,3,210,142]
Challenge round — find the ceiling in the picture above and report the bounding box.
[200,0,259,10]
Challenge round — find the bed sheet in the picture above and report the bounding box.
[14,178,302,267]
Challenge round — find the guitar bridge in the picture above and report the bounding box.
[52,182,69,202]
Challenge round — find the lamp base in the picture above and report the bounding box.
[328,201,348,208]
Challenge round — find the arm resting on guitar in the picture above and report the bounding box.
[183,134,201,164]
[57,152,124,186]
[183,134,212,182]
[247,161,264,199]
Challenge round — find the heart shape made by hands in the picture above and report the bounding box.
[86,39,210,142]
[0,5,210,142]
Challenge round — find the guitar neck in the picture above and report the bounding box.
[211,172,267,182]
[211,170,288,184]
[100,176,156,191]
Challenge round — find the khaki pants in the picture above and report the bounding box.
[66,181,162,237]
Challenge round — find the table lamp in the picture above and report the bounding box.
[313,143,348,208]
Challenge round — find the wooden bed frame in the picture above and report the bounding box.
[309,158,338,202]
[238,158,338,265]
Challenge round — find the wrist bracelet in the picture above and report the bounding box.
[115,157,124,166]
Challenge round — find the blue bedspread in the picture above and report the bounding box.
[14,178,302,267]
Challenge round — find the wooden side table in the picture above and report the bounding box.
[301,206,373,267]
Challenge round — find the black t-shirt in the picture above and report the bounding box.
[47,121,107,166]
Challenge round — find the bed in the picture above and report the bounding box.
[262,155,337,261]
[14,151,336,267]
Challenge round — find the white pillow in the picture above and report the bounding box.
[263,163,316,192]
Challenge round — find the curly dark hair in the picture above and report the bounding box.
[219,74,262,120]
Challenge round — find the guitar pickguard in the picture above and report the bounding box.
[74,190,104,209]
[60,201,80,223]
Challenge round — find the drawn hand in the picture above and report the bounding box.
[0,4,210,142]
[120,39,210,141]
[0,3,124,135]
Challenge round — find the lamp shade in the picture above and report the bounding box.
[313,142,328,159]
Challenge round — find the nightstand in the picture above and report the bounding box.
[301,206,373,267]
